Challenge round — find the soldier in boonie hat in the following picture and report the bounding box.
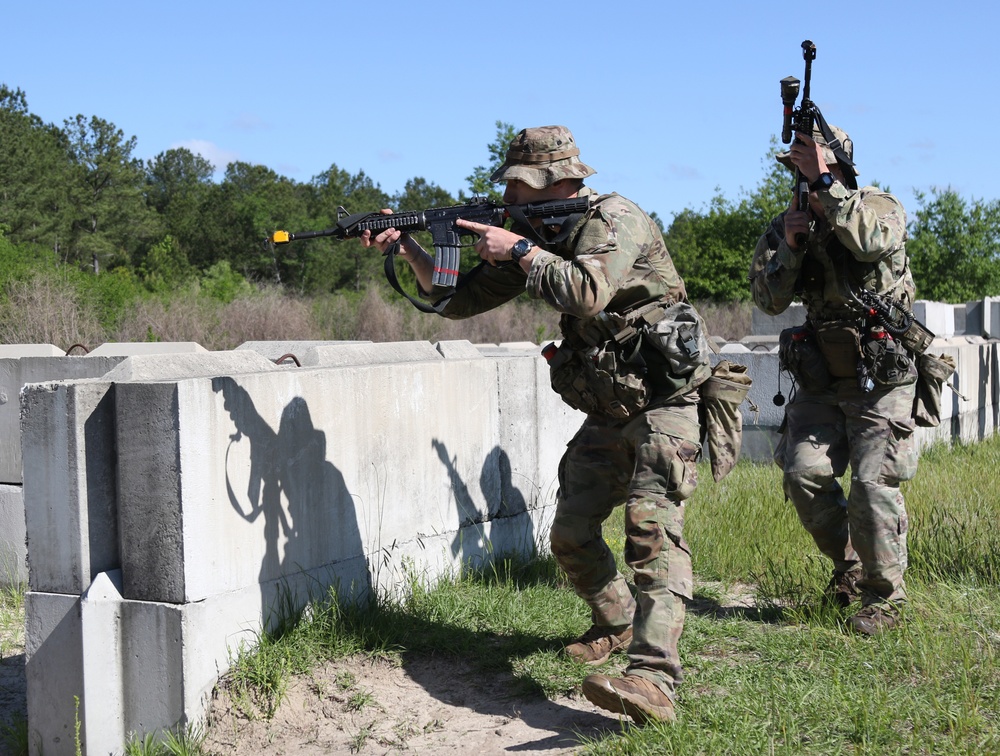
[775,123,859,177]
[489,125,596,189]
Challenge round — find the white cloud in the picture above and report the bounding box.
[171,139,240,172]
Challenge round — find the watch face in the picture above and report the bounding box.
[512,239,533,260]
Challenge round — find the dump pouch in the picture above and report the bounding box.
[778,326,831,391]
[813,320,861,378]
[699,360,753,482]
[547,340,650,420]
[912,352,957,428]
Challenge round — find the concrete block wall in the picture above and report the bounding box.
[21,341,584,755]
[0,343,209,587]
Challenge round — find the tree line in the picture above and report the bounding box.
[2,83,998,310]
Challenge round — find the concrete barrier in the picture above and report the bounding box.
[20,341,584,754]
[10,322,1000,754]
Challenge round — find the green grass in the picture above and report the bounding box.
[126,434,1000,753]
[0,572,27,756]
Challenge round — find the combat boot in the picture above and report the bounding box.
[582,673,676,724]
[824,567,862,608]
[564,624,632,665]
[849,603,901,636]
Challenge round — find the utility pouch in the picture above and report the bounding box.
[899,318,935,355]
[547,339,650,420]
[699,360,753,482]
[641,301,710,378]
[778,326,830,391]
[912,352,957,428]
[813,321,861,378]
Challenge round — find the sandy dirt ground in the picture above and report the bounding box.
[2,587,759,754]
[1,623,628,755]
[203,655,628,755]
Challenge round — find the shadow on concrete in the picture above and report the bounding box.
[433,440,537,571]
[212,378,369,629]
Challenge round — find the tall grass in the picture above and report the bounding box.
[0,266,753,351]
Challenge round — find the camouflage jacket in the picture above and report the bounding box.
[748,183,914,322]
[436,186,686,321]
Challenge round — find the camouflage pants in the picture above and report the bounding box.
[549,402,701,697]
[775,380,918,603]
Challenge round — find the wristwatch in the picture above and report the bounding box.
[510,238,535,263]
[810,172,835,192]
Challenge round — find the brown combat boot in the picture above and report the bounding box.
[564,624,632,666]
[824,567,863,608]
[849,603,901,636]
[582,673,676,724]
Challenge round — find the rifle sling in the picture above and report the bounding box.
[382,243,455,315]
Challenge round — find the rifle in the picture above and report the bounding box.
[780,40,817,231]
[269,195,590,291]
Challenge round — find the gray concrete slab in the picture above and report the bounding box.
[88,342,208,356]
[0,355,124,483]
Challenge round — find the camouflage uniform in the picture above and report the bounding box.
[433,127,705,702]
[748,125,917,607]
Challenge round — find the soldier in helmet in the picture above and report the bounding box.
[362,125,712,724]
[749,124,918,635]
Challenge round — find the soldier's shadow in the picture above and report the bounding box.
[383,441,620,748]
[687,593,789,624]
[212,377,369,632]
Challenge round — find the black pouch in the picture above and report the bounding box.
[912,352,957,428]
[813,321,861,378]
[548,340,650,419]
[779,326,831,391]
[861,331,918,388]
[699,360,753,482]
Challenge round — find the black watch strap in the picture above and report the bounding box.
[810,173,835,192]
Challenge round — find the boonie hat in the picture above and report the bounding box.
[490,125,596,189]
[776,123,859,175]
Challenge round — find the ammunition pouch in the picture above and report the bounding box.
[547,338,649,419]
[699,360,753,482]
[912,352,957,428]
[549,298,710,419]
[813,320,861,378]
[778,325,831,391]
[640,302,712,396]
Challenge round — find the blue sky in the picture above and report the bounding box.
[4,1,997,225]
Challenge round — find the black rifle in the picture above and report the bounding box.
[780,40,817,229]
[270,196,590,291]
[779,40,857,245]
